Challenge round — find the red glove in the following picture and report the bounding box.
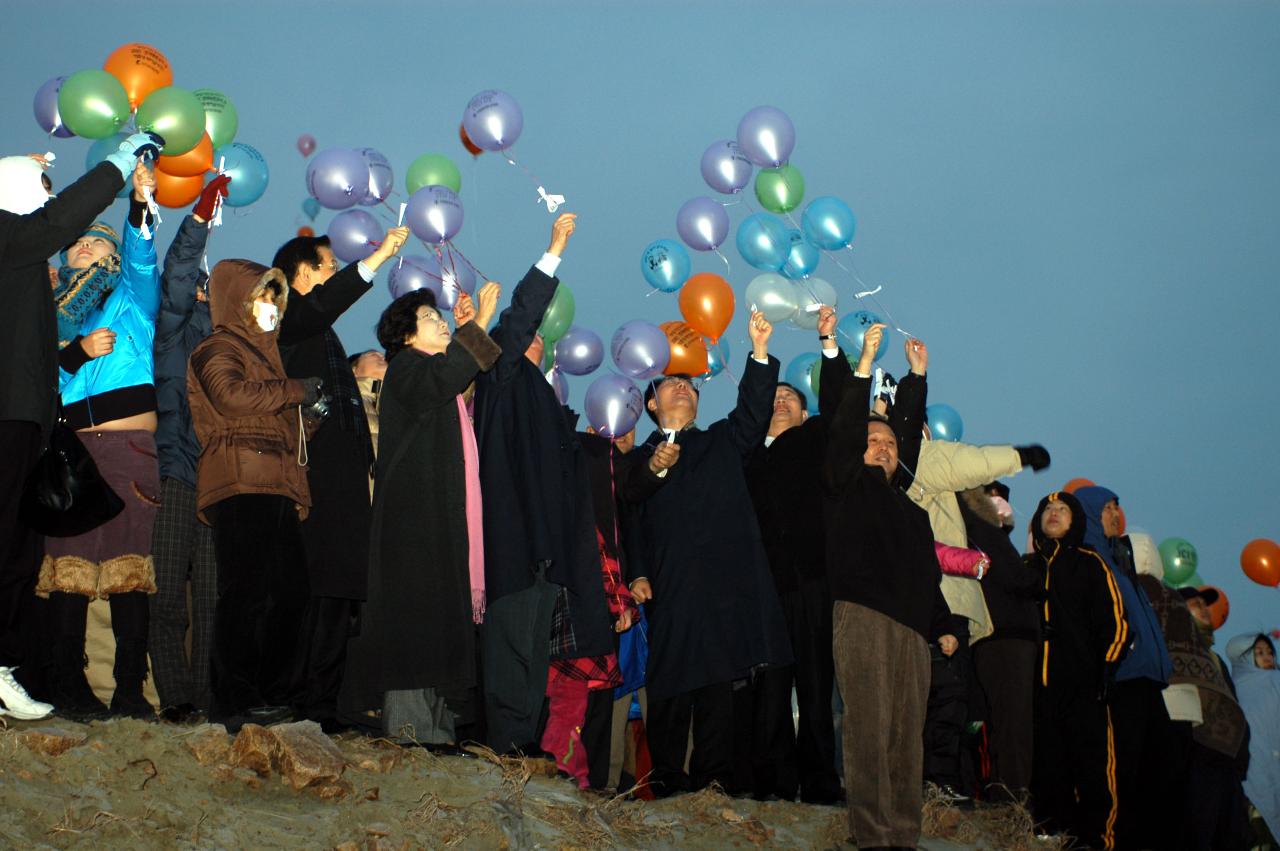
[193,174,232,221]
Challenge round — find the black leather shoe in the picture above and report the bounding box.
[159,703,203,724]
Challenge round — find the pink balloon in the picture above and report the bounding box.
[297,133,316,157]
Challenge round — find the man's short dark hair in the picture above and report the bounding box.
[643,374,700,425]
[775,381,808,414]
[377,289,438,362]
[272,235,332,285]
[985,481,1011,501]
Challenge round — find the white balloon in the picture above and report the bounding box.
[789,278,838,330]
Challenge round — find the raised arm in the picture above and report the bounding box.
[488,213,576,370]
[116,163,160,319]
[191,344,308,418]
[890,337,928,487]
[157,178,227,343]
[725,309,779,455]
[815,306,851,418]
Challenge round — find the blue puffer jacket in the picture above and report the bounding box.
[59,220,159,420]
[1075,485,1173,685]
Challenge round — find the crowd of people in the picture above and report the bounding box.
[1,141,1278,851]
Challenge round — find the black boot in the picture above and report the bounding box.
[109,592,154,720]
[47,592,109,723]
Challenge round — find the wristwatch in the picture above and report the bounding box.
[818,333,836,342]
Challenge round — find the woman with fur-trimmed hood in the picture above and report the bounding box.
[188,259,322,731]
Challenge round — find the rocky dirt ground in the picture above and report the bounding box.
[0,716,1065,850]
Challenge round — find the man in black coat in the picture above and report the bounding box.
[823,324,957,849]
[0,139,157,716]
[149,176,230,722]
[742,304,846,803]
[625,309,792,798]
[472,213,615,754]
[272,225,408,729]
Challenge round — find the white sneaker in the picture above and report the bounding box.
[0,665,53,720]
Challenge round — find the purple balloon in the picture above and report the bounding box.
[327,209,383,264]
[421,252,476,310]
[405,185,464,244]
[736,106,796,168]
[546,367,569,405]
[33,76,75,138]
[357,147,394,206]
[462,89,524,152]
[584,374,644,439]
[554,326,604,376]
[700,140,752,195]
[611,320,670,381]
[676,197,730,252]
[387,255,435,300]
[306,147,367,210]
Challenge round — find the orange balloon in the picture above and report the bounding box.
[1117,505,1127,537]
[678,273,734,343]
[157,133,214,178]
[297,226,315,237]
[153,170,204,209]
[1064,477,1095,493]
[1200,585,1230,630]
[659,320,708,376]
[1241,538,1280,587]
[103,43,173,110]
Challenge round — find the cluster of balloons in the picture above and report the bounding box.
[386,252,477,309]
[40,43,265,210]
[307,147,394,211]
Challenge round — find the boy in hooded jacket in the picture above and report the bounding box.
[1026,490,1128,850]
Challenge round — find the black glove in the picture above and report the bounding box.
[300,377,323,406]
[1016,444,1051,472]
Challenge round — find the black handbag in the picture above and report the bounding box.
[21,417,125,537]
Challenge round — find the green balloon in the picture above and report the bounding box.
[57,69,130,140]
[406,154,462,195]
[538,283,575,341]
[135,86,206,156]
[810,351,859,399]
[194,88,238,148]
[1159,537,1199,587]
[1175,570,1204,589]
[755,164,805,214]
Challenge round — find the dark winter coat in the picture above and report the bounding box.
[959,488,1040,642]
[1025,491,1129,698]
[341,323,501,709]
[822,367,951,642]
[0,161,123,434]
[626,355,793,702]
[154,214,212,489]
[745,350,850,596]
[278,264,374,600]
[188,261,310,523]
[473,265,612,660]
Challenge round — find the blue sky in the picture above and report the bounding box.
[4,0,1277,639]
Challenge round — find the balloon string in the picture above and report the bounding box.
[813,242,915,339]
[444,240,488,282]
[501,149,566,213]
[711,340,739,386]
[713,247,731,279]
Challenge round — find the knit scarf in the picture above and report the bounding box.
[54,254,121,349]
[457,394,485,624]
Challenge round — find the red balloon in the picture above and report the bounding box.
[1200,585,1230,630]
[1064,477,1095,494]
[658,320,708,376]
[297,226,315,237]
[678,272,734,343]
[459,123,483,157]
[1241,538,1280,587]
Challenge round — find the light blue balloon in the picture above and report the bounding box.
[214,142,269,207]
[927,404,964,442]
[781,228,820,279]
[785,352,820,413]
[85,133,131,198]
[836,310,889,362]
[703,335,731,379]
[735,212,788,272]
[302,197,321,220]
[640,238,691,293]
[802,196,856,251]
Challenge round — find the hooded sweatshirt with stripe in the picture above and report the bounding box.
[1026,491,1129,697]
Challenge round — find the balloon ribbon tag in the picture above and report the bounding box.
[537,186,566,213]
[656,428,677,478]
[140,186,161,240]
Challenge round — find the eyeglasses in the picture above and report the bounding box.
[314,260,339,272]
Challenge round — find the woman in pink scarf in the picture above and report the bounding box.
[338,283,500,744]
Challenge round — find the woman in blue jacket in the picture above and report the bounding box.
[38,161,161,721]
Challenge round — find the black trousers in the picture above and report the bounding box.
[582,686,615,790]
[1109,677,1188,851]
[646,680,735,797]
[208,494,309,718]
[1032,686,1118,850]
[923,614,971,790]
[482,562,557,753]
[0,421,44,671]
[972,637,1036,794]
[1182,740,1251,851]
[782,579,840,800]
[732,664,799,799]
[292,595,358,722]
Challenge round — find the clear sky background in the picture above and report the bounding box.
[4,0,1277,641]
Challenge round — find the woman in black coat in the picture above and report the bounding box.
[339,284,500,743]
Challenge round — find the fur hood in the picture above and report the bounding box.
[960,487,1006,529]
